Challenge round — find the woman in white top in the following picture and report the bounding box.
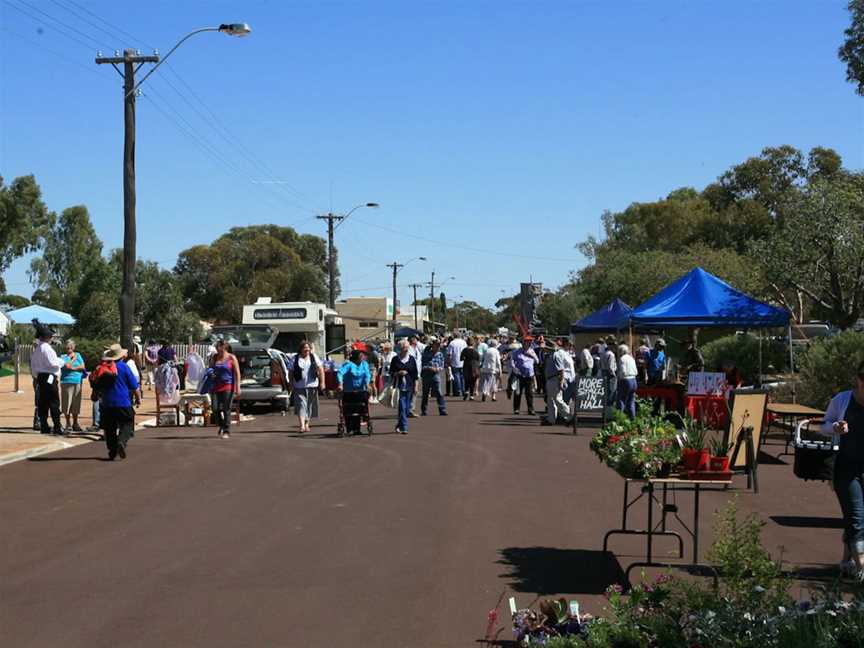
[291,341,325,433]
[479,339,502,402]
[616,344,639,419]
[379,342,396,385]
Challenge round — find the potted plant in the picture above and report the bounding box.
[709,437,731,471]
[681,417,710,471]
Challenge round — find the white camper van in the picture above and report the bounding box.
[241,298,344,355]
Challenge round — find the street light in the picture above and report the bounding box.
[427,272,455,325]
[318,202,379,308]
[387,257,426,338]
[96,23,251,351]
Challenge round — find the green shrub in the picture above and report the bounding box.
[701,334,788,384]
[796,330,864,409]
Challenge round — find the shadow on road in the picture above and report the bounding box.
[770,515,843,529]
[28,456,111,462]
[497,546,626,595]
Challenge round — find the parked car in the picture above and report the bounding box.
[209,325,291,413]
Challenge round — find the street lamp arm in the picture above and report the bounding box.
[334,202,379,230]
[128,24,249,97]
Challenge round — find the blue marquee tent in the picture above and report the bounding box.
[570,298,633,333]
[6,304,76,326]
[630,267,789,328]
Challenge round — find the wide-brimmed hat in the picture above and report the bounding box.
[157,346,176,363]
[508,342,520,350]
[102,343,128,361]
[655,338,667,348]
[32,319,55,339]
[132,335,142,344]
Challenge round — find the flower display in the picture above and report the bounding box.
[590,405,682,479]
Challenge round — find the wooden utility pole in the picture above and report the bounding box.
[95,49,159,351]
[316,212,344,309]
[427,271,436,326]
[408,283,423,330]
[386,261,404,339]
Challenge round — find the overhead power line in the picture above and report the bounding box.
[351,217,579,263]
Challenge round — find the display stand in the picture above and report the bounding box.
[603,476,731,588]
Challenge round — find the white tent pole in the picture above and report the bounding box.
[758,329,763,388]
[788,322,796,403]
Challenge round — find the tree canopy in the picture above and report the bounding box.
[0,175,50,277]
[175,225,330,323]
[840,0,864,96]
[29,205,102,312]
[538,145,862,331]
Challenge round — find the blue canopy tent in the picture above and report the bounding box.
[6,305,76,326]
[570,298,633,333]
[630,268,789,328]
[630,267,793,389]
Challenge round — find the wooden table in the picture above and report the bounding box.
[765,403,825,454]
[603,475,732,585]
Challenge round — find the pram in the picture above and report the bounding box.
[337,390,374,437]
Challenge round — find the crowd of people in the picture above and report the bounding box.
[23,318,864,583]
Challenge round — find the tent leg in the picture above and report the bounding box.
[758,330,763,389]
[788,323,796,403]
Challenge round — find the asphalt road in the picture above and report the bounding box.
[0,395,842,647]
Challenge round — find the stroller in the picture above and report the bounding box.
[337,390,374,437]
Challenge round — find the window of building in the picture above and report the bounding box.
[358,321,379,328]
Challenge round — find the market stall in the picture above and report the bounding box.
[630,267,791,418]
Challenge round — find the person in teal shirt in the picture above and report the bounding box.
[337,349,373,393]
[60,340,86,432]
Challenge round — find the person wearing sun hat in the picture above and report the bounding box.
[100,343,141,460]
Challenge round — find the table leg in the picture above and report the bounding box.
[693,483,700,563]
[646,482,654,564]
[622,480,630,530]
[661,484,668,532]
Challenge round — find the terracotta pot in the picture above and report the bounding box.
[710,456,730,472]
[682,448,710,471]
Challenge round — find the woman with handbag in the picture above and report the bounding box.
[822,361,864,581]
[291,341,325,433]
[389,340,418,434]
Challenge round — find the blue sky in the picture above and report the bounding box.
[1,0,861,311]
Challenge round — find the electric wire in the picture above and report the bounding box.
[351,217,579,263]
[21,0,319,219]
[2,0,105,52]
[6,0,112,51]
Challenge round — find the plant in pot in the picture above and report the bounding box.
[709,437,731,472]
[681,417,710,471]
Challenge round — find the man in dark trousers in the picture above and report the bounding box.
[29,320,64,435]
[99,344,141,460]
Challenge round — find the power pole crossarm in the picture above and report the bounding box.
[317,213,344,308]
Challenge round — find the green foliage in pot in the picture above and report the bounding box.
[590,402,681,479]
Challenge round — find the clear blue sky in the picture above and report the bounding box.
[1,0,861,311]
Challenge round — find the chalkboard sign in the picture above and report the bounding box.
[574,377,606,412]
[568,376,607,435]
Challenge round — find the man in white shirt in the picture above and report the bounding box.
[601,336,618,406]
[579,344,594,377]
[408,336,424,416]
[30,320,64,435]
[544,339,574,425]
[616,344,640,418]
[447,332,467,397]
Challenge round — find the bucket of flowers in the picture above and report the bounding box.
[590,404,682,480]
